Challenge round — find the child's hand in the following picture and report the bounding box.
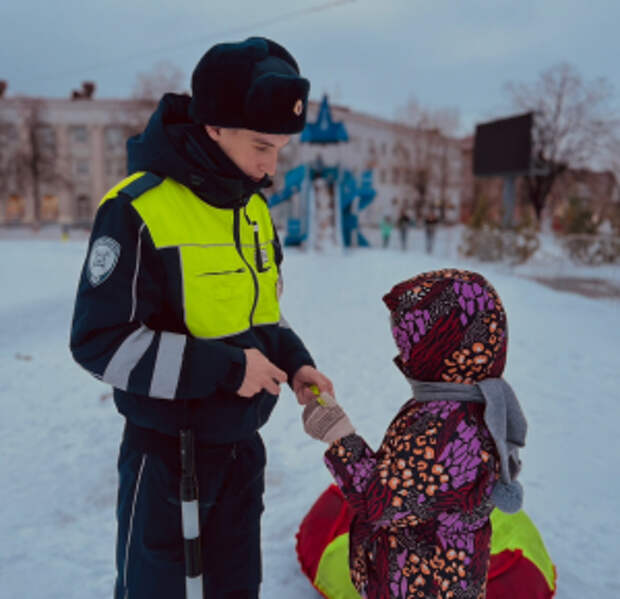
[302,388,355,444]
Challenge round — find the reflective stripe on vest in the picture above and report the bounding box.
[102,173,280,339]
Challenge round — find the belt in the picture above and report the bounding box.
[123,419,241,467]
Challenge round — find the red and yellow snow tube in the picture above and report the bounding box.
[296,485,557,598]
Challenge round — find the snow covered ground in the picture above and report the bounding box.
[1,234,619,598]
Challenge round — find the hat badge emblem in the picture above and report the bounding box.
[293,99,304,116]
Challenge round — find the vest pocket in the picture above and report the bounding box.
[196,268,246,276]
[181,245,254,338]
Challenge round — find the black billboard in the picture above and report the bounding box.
[473,112,533,177]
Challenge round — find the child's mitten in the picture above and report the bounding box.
[302,391,355,444]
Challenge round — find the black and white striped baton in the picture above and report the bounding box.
[180,429,204,599]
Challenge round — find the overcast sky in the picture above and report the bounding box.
[2,0,619,133]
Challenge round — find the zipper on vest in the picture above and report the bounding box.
[233,207,259,326]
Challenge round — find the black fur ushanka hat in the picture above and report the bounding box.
[189,36,310,134]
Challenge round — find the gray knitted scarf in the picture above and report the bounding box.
[409,378,527,514]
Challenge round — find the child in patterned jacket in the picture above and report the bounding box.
[303,269,527,599]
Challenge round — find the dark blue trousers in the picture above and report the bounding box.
[114,422,265,599]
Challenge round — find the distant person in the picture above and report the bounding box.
[380,215,393,248]
[424,207,439,254]
[396,208,411,250]
[70,36,333,599]
[303,269,527,599]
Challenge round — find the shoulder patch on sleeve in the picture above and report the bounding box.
[87,236,121,286]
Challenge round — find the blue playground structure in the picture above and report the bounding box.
[269,95,376,248]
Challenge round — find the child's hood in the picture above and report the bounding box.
[382,269,508,384]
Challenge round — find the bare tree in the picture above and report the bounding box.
[120,98,156,141]
[132,61,187,101]
[396,98,460,222]
[1,100,71,226]
[506,63,620,221]
[0,118,20,215]
[123,60,188,147]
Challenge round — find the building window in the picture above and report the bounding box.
[41,195,59,221]
[6,195,25,222]
[0,123,18,143]
[75,159,90,176]
[105,158,126,178]
[392,168,400,184]
[380,170,387,184]
[105,126,126,152]
[75,195,91,221]
[381,142,387,155]
[70,125,89,144]
[35,125,56,152]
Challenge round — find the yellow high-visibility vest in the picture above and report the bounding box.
[101,173,280,339]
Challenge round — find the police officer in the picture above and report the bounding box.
[70,37,332,599]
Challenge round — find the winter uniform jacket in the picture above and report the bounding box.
[70,93,314,444]
[325,398,499,599]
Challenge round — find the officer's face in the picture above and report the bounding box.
[206,126,290,182]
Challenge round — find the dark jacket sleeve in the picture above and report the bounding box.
[70,194,245,400]
[275,317,315,381]
[270,223,315,380]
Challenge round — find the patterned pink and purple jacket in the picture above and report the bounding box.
[324,397,500,599]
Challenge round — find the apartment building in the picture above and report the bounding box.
[0,84,464,229]
[0,84,150,226]
[275,100,464,227]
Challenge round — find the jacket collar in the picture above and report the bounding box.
[127,93,271,209]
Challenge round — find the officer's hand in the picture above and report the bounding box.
[237,349,288,398]
[292,365,334,405]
